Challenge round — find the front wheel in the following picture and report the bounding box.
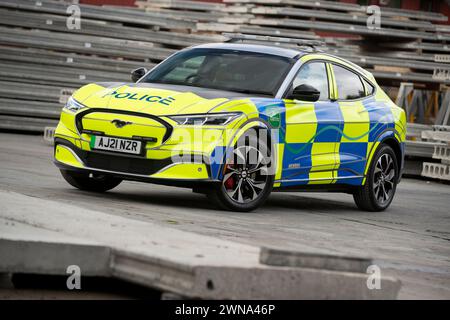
[60,169,122,192]
[207,134,274,212]
[353,144,398,211]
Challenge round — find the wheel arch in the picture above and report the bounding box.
[217,118,277,180]
[382,137,403,182]
[363,130,404,184]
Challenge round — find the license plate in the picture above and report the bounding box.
[90,136,142,155]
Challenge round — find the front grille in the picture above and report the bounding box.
[83,152,172,175]
[75,108,173,143]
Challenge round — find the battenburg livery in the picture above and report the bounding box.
[54,36,406,212]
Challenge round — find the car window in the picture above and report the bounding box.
[332,64,366,100]
[142,49,294,96]
[363,78,375,95]
[160,56,206,83]
[293,62,329,101]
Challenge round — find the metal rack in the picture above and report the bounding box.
[222,32,325,51]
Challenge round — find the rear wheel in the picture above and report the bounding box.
[353,144,398,211]
[207,134,274,212]
[60,169,122,192]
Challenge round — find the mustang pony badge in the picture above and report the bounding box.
[111,119,132,128]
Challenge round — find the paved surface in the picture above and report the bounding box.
[1,133,449,299]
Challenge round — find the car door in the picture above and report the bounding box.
[330,63,373,184]
[282,61,341,186]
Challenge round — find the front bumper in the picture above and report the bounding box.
[53,107,252,187]
[54,137,220,187]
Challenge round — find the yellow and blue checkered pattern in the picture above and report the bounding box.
[250,96,405,188]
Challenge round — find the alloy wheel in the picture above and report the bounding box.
[373,153,396,205]
[222,145,270,204]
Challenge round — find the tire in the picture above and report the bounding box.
[207,131,274,212]
[353,144,398,211]
[60,169,122,192]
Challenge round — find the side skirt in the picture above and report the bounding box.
[273,184,358,193]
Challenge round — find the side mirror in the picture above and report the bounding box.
[290,84,320,102]
[131,67,147,82]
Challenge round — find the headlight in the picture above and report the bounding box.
[64,96,85,113]
[168,113,242,126]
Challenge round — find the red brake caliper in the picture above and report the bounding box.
[224,164,235,190]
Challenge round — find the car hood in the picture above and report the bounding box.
[75,82,258,116]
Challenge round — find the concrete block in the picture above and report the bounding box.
[260,247,372,273]
[193,266,401,300]
[433,145,450,161]
[422,130,450,142]
[0,239,111,277]
[422,162,450,180]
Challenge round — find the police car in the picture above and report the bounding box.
[54,34,406,212]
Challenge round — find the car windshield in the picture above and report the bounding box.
[141,48,294,96]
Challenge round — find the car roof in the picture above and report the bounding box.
[191,43,302,59]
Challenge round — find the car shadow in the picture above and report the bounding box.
[264,193,358,212]
[64,185,358,214]
[66,187,216,211]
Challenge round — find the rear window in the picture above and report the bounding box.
[332,64,366,100]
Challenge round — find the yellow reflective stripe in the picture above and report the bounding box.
[151,163,209,180]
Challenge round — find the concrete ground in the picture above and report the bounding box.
[0,133,449,299]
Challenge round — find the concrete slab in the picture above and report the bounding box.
[0,190,401,299]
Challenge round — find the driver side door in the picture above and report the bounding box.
[282,61,342,186]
